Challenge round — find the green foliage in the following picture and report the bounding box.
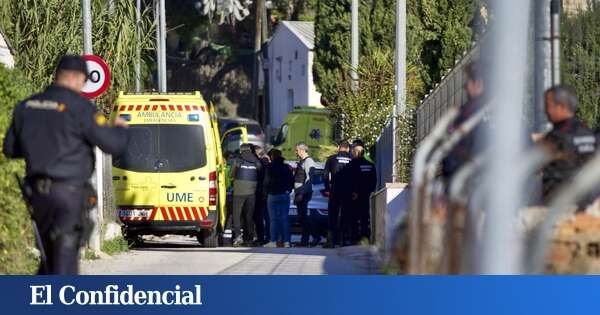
[562,2,600,129]
[0,0,155,112]
[271,0,318,21]
[0,66,38,274]
[331,49,394,148]
[314,0,474,103]
[314,0,474,179]
[332,49,423,150]
[100,236,129,256]
[412,0,474,87]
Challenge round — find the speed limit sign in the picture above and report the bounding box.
[81,54,111,99]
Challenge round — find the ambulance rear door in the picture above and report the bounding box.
[155,103,213,224]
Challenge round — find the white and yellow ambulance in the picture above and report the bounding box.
[110,92,226,247]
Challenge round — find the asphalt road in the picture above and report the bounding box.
[81,236,379,275]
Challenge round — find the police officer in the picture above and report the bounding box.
[540,85,596,204]
[253,145,270,245]
[441,61,487,182]
[322,140,352,248]
[3,55,129,275]
[346,145,377,244]
[293,142,319,247]
[230,143,262,247]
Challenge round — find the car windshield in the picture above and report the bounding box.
[246,123,263,135]
[272,124,288,146]
[113,124,207,172]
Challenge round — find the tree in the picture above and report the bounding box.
[313,0,475,102]
[0,65,37,274]
[415,0,474,87]
[562,2,600,129]
[0,0,155,112]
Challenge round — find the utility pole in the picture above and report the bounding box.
[159,0,167,92]
[534,0,551,132]
[392,0,406,183]
[135,0,141,93]
[82,0,103,252]
[350,0,359,92]
[155,0,167,92]
[252,0,264,123]
[550,0,561,85]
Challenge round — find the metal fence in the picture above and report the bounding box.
[375,120,394,189]
[416,42,482,143]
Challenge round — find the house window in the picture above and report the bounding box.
[276,57,282,82]
[288,60,292,80]
[287,89,294,112]
[301,64,306,76]
[295,50,298,60]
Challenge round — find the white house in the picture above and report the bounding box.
[0,28,15,69]
[267,21,322,130]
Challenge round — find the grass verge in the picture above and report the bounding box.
[100,236,129,256]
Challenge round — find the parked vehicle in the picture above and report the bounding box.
[110,92,226,248]
[287,162,329,237]
[219,117,265,156]
[271,107,337,162]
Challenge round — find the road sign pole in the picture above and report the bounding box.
[81,0,103,253]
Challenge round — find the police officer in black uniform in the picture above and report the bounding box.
[345,144,377,244]
[322,140,352,248]
[441,61,487,182]
[540,85,596,204]
[230,143,262,247]
[3,55,129,274]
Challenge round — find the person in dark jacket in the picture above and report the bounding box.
[230,143,262,247]
[345,145,377,244]
[253,145,270,245]
[293,142,319,247]
[541,85,596,204]
[263,149,294,248]
[441,61,487,182]
[322,140,352,248]
[3,55,129,274]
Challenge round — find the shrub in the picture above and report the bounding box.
[0,65,38,274]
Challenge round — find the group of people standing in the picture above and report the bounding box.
[441,60,597,210]
[229,140,377,248]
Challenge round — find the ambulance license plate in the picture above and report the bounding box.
[119,209,150,218]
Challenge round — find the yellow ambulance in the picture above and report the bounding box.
[110,92,226,247]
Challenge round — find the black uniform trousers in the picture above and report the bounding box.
[327,191,343,245]
[346,195,371,244]
[254,195,270,243]
[232,194,256,242]
[29,180,85,275]
[295,192,320,244]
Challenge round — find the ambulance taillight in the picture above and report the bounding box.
[209,171,217,206]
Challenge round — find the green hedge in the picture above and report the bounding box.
[0,65,37,274]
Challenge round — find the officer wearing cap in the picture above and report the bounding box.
[3,54,129,274]
[322,140,352,248]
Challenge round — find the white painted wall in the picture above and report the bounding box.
[268,26,321,130]
[0,33,15,69]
